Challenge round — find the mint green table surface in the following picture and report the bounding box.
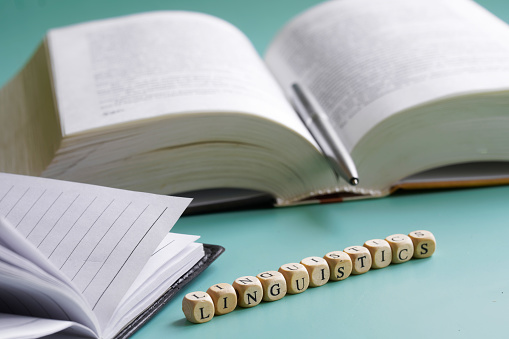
[170,186,509,338]
[1,1,509,338]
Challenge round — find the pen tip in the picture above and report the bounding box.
[349,178,359,186]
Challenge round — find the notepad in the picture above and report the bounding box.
[0,173,222,339]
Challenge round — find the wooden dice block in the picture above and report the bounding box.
[385,234,414,264]
[300,256,330,287]
[363,239,392,269]
[408,230,436,259]
[323,251,352,281]
[344,246,372,274]
[256,271,287,301]
[206,283,237,315]
[232,276,263,308]
[182,291,214,324]
[278,263,310,294]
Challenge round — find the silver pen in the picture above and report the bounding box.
[290,83,359,186]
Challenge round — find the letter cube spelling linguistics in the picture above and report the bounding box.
[256,271,287,301]
[300,256,330,287]
[278,263,310,294]
[183,230,436,324]
[385,234,414,264]
[344,246,372,274]
[232,276,263,307]
[182,291,215,323]
[323,251,352,281]
[206,283,237,315]
[408,230,436,259]
[363,239,392,269]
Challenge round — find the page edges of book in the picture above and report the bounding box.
[0,41,62,176]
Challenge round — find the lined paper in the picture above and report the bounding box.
[0,216,99,333]
[105,233,203,337]
[0,173,191,329]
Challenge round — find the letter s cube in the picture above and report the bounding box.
[408,230,436,259]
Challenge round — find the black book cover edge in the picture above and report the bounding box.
[114,243,225,339]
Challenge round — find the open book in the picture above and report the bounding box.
[0,173,223,339]
[2,0,509,207]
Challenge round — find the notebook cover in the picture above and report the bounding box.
[114,243,225,339]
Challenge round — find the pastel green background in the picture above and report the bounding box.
[1,1,508,338]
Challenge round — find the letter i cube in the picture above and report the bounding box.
[207,283,237,315]
[182,291,214,323]
[408,230,436,258]
[300,256,330,287]
[363,239,392,269]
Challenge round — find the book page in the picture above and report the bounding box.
[0,234,98,333]
[105,233,203,337]
[120,233,200,298]
[47,11,311,143]
[0,314,96,339]
[0,257,97,337]
[0,173,190,331]
[265,0,509,151]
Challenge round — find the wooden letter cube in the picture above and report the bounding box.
[300,256,330,287]
[232,276,263,308]
[408,230,436,259]
[256,271,287,301]
[363,239,392,269]
[206,283,237,315]
[278,263,309,294]
[323,251,352,281]
[182,291,214,324]
[344,246,372,274]
[385,234,414,264]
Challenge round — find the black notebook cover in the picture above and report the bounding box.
[115,244,225,339]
